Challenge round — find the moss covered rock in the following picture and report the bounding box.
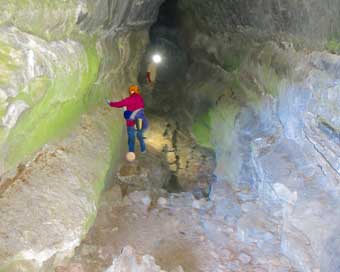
[0,0,163,269]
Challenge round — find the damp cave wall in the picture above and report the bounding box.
[166,1,340,271]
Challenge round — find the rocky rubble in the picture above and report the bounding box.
[69,180,295,272]
[105,246,184,272]
[143,114,216,198]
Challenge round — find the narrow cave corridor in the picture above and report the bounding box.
[0,1,339,272]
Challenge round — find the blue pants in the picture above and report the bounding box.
[127,126,146,152]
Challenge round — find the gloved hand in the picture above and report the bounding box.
[105,98,110,106]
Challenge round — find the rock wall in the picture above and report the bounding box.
[179,0,340,42]
[0,0,163,270]
[2,0,340,270]
[104,246,183,272]
[0,0,164,176]
[173,1,340,271]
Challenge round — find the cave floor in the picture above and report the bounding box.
[58,114,295,272]
[66,180,295,272]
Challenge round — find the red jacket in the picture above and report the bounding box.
[109,93,144,127]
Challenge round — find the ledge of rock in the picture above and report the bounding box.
[0,108,123,270]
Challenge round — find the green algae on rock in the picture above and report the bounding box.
[0,0,164,269]
[0,27,100,173]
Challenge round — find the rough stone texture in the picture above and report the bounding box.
[70,183,294,272]
[79,0,164,34]
[143,114,216,197]
[179,0,340,42]
[104,246,184,272]
[0,108,124,270]
[2,1,340,271]
[115,146,171,193]
[0,0,164,270]
[0,0,163,176]
[155,2,340,271]
[0,25,97,173]
[56,263,84,272]
[182,43,340,272]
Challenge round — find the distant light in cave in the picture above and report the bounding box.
[152,54,162,64]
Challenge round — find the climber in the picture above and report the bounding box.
[105,85,148,154]
[146,71,152,84]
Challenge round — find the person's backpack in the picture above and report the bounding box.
[124,109,148,130]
